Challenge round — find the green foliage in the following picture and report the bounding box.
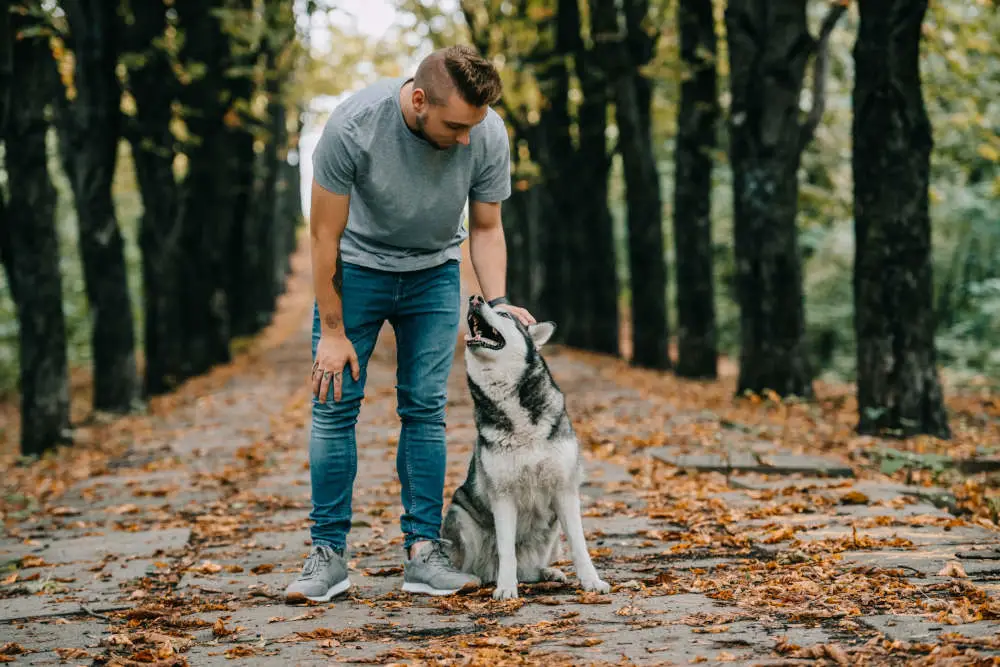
[796,1,1000,384]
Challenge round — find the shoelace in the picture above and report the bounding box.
[423,540,456,569]
[302,545,334,577]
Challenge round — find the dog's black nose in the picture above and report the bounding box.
[469,294,484,306]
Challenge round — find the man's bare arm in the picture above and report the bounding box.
[311,179,350,337]
[468,200,535,325]
[468,200,507,303]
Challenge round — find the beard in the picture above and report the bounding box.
[415,113,449,151]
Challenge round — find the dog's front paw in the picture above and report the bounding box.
[492,583,519,600]
[580,577,610,594]
[540,567,568,583]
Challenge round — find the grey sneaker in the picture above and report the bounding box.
[285,545,351,602]
[402,540,480,596]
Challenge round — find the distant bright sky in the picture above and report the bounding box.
[325,0,399,39]
[299,0,406,215]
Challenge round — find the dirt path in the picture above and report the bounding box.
[2,241,999,665]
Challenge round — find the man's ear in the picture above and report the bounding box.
[412,87,427,111]
[528,321,556,348]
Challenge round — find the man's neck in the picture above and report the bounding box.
[398,79,422,137]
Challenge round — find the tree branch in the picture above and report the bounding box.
[800,1,848,150]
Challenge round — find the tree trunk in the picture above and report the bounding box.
[122,0,188,396]
[725,0,813,398]
[672,0,718,378]
[227,138,259,337]
[175,0,237,374]
[501,134,531,310]
[533,0,577,342]
[852,0,950,438]
[59,0,139,413]
[265,97,287,311]
[617,0,669,370]
[227,0,263,338]
[278,110,304,282]
[2,13,72,455]
[566,0,618,355]
[573,62,618,354]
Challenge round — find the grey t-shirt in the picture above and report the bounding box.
[312,76,512,272]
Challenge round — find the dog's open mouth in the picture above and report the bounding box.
[465,307,505,350]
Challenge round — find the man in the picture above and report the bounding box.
[285,45,535,602]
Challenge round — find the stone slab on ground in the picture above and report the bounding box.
[860,614,1000,643]
[0,597,128,624]
[838,548,1000,579]
[648,447,853,477]
[0,619,109,664]
[795,523,1000,548]
[0,528,191,565]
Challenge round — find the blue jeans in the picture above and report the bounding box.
[308,259,461,553]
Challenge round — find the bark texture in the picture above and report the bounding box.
[852,0,950,438]
[1,10,72,455]
[174,0,238,374]
[672,0,718,378]
[59,0,139,412]
[617,0,669,370]
[725,0,844,398]
[122,0,187,396]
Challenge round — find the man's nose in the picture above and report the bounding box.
[457,130,471,146]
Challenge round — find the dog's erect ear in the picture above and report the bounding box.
[528,321,555,348]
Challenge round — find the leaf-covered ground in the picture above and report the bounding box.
[1,242,999,666]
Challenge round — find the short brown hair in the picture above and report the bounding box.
[414,45,503,107]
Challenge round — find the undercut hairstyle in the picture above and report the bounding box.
[413,45,503,108]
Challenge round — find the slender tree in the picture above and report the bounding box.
[173,0,239,374]
[120,0,188,396]
[57,0,139,413]
[616,0,670,370]
[571,0,619,355]
[672,0,718,378]
[1,5,72,455]
[724,0,845,398]
[852,0,950,438]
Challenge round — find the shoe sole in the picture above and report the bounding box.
[402,581,478,596]
[286,577,352,603]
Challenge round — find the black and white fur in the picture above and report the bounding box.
[441,295,610,600]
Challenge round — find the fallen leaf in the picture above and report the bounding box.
[19,555,47,568]
[840,491,870,505]
[692,624,730,634]
[566,637,603,647]
[213,618,234,637]
[55,648,92,660]
[533,596,562,606]
[48,506,82,516]
[194,560,223,574]
[937,561,969,578]
[224,646,258,658]
[250,563,275,575]
[0,644,28,656]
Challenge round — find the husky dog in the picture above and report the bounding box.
[441,294,611,600]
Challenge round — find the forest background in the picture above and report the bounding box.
[0,0,997,457]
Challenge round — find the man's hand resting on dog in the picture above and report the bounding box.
[312,333,360,403]
[495,303,536,327]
